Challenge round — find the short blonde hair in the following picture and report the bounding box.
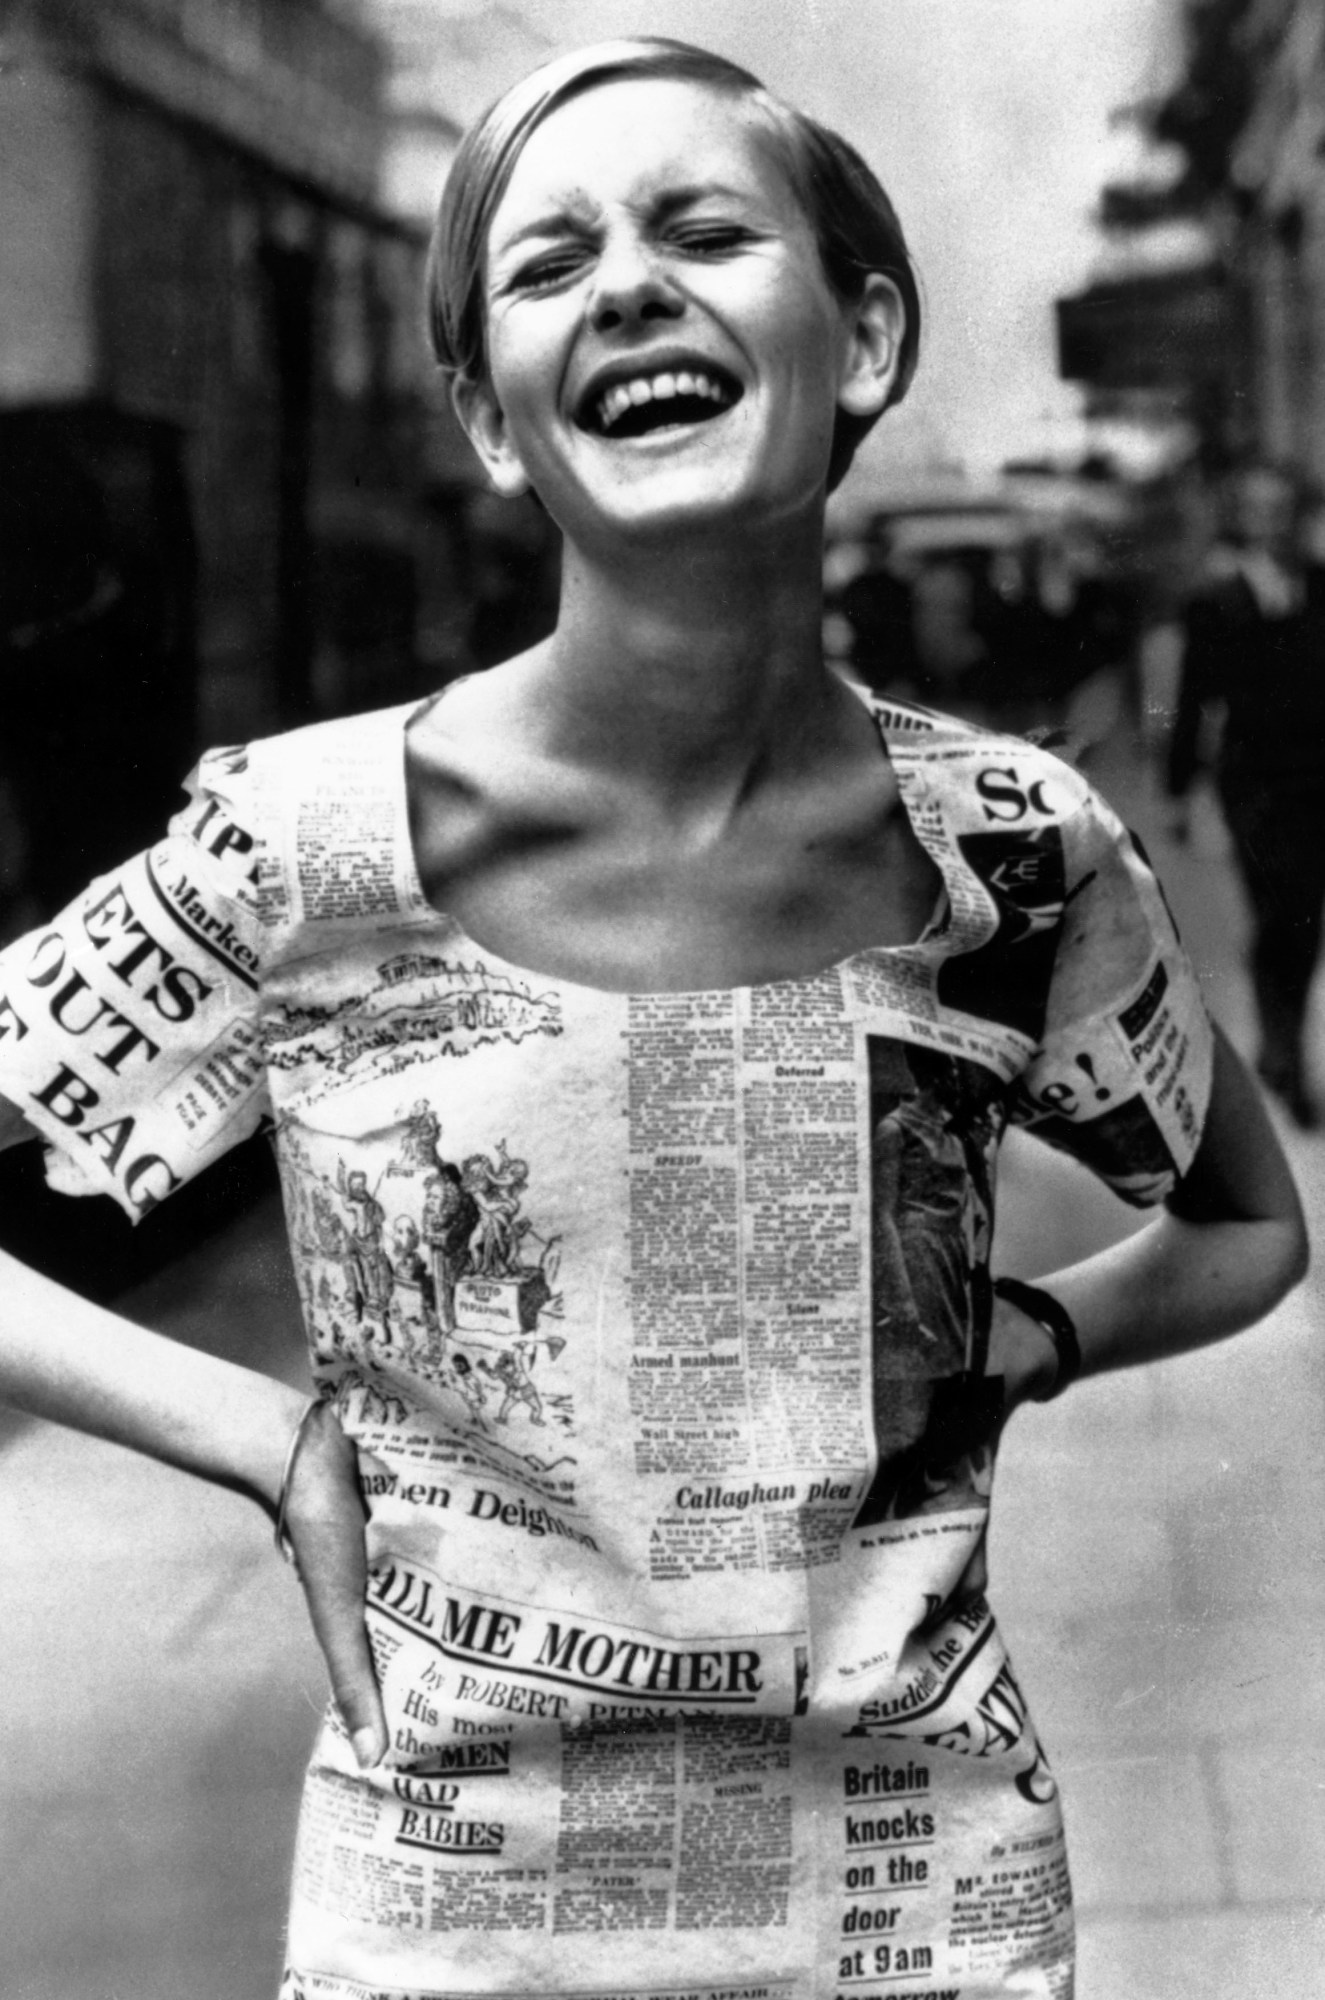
[426,37,922,490]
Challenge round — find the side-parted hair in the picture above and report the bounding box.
[426,38,922,491]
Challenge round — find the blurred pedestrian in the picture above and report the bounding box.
[838,517,918,691]
[1167,463,1325,1126]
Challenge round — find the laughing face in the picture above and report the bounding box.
[454,78,901,550]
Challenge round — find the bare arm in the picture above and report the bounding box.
[993,1023,1309,1403]
[0,1092,387,1765]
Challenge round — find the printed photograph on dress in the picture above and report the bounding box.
[854,1038,1004,1527]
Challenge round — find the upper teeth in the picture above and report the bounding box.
[596,370,732,430]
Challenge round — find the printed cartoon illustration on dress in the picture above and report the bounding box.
[340,1166,396,1333]
[276,1120,423,1372]
[484,1340,545,1425]
[398,1111,571,1460]
[275,1102,574,1467]
[275,1141,352,1367]
[464,1143,531,1276]
[263,954,563,1097]
[387,1213,434,1343]
[401,1101,479,1337]
[855,1039,1005,1527]
[446,1136,565,1436]
[333,1366,412,1429]
[447,1348,488,1424]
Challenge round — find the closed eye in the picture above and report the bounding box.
[671,224,756,257]
[504,248,591,295]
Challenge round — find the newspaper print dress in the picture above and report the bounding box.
[0,695,1214,2000]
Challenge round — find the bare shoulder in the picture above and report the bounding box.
[407,650,548,771]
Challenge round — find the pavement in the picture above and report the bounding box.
[0,704,1322,1999]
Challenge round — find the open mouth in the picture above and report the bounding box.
[579,366,742,438]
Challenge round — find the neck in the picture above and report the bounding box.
[529,511,845,807]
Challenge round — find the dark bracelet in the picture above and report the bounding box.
[991,1277,1082,1401]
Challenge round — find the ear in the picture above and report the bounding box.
[837,273,906,420]
[450,375,531,499]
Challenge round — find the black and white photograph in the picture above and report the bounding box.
[0,4,1321,1997]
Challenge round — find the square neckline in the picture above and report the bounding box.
[396,680,954,1002]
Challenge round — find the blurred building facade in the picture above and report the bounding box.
[0,0,478,894]
[1059,0,1325,485]
[1228,0,1325,480]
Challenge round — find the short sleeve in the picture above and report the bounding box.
[0,746,270,1219]
[1008,776,1214,1207]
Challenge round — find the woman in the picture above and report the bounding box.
[0,39,1306,2000]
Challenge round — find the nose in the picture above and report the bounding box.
[589,232,683,334]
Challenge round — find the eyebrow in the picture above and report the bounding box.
[490,182,760,261]
[490,207,594,262]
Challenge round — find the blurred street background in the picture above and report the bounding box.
[2,0,1325,1995]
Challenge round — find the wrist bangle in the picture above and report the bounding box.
[274,1397,323,1566]
[992,1277,1081,1401]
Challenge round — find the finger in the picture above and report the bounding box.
[298,1515,388,1768]
[285,1408,389,1769]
